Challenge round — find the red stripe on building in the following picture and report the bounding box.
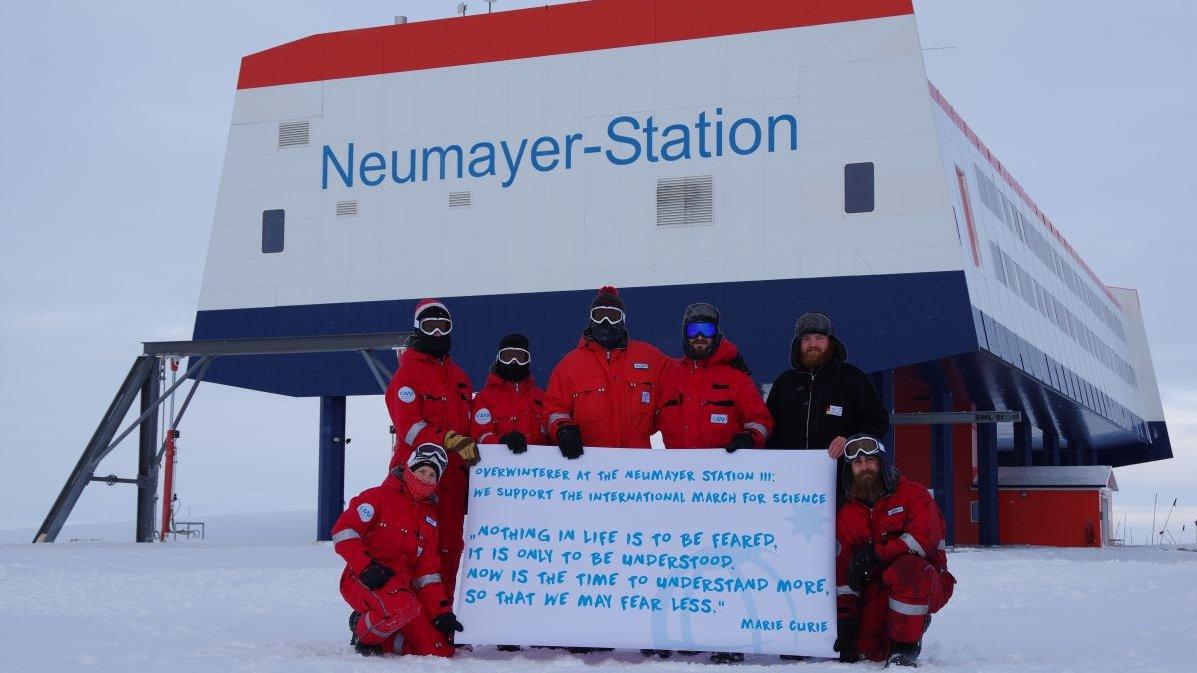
[928,82,1122,311]
[237,0,914,90]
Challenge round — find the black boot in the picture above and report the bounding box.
[710,651,744,664]
[497,645,522,652]
[640,649,672,658]
[885,642,920,668]
[348,611,361,642]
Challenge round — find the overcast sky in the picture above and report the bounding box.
[1,1,1193,541]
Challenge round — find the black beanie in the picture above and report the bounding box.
[498,333,530,351]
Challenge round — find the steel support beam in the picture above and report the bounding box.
[1014,420,1033,466]
[317,396,347,542]
[977,423,1000,546]
[34,356,156,543]
[870,370,895,467]
[136,358,161,542]
[1044,430,1060,466]
[144,332,410,357]
[931,391,955,546]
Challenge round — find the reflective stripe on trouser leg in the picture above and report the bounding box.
[888,597,929,616]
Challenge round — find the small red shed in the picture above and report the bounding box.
[996,466,1118,547]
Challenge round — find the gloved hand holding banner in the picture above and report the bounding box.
[457,445,837,657]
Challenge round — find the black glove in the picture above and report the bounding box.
[847,545,880,592]
[832,618,859,663]
[432,612,465,637]
[358,560,395,590]
[725,432,755,453]
[501,431,528,455]
[556,425,584,459]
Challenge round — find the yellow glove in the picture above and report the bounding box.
[444,430,480,467]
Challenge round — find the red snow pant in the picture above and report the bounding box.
[437,464,467,603]
[340,574,454,657]
[855,555,954,661]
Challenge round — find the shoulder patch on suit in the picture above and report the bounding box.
[474,408,492,425]
[397,386,416,404]
[357,503,375,522]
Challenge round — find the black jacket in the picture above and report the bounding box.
[765,334,889,450]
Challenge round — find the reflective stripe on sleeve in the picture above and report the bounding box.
[405,420,428,446]
[888,597,929,616]
[478,432,496,444]
[836,585,860,597]
[412,573,443,589]
[331,529,360,543]
[744,422,769,440]
[900,532,927,558]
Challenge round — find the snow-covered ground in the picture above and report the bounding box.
[1,516,1194,673]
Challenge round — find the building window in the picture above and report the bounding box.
[844,162,875,213]
[970,500,980,523]
[261,209,284,254]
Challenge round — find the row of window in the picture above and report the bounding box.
[989,239,1137,387]
[972,165,1126,343]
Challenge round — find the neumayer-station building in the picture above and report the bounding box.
[193,0,1171,546]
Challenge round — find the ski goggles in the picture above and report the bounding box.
[497,347,531,366]
[843,435,886,461]
[684,321,718,339]
[590,306,625,324]
[415,316,452,336]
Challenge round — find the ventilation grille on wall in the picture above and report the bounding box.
[449,191,472,209]
[278,121,310,148]
[656,175,713,226]
[335,200,359,217]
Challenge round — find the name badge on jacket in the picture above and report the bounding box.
[827,404,843,417]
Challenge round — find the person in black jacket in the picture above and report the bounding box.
[765,311,889,458]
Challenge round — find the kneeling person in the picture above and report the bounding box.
[835,436,955,667]
[333,444,466,657]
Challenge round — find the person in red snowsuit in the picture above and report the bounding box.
[471,333,548,453]
[384,298,478,603]
[834,435,956,667]
[542,286,668,457]
[655,302,773,453]
[333,443,467,657]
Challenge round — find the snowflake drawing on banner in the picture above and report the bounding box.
[786,503,832,542]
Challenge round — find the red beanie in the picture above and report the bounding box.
[414,298,450,323]
[591,285,625,310]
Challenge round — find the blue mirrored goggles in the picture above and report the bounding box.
[684,322,718,339]
[843,436,886,461]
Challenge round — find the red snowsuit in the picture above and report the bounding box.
[384,348,472,601]
[836,472,955,661]
[654,339,773,449]
[332,472,454,657]
[542,337,668,448]
[470,372,549,446]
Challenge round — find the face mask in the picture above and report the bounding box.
[401,466,438,500]
[411,333,451,358]
[587,321,627,350]
[495,360,530,382]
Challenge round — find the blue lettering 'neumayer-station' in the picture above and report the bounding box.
[322,109,799,190]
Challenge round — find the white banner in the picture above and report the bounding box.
[457,446,837,657]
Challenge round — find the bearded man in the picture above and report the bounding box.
[765,311,888,458]
[834,435,955,667]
